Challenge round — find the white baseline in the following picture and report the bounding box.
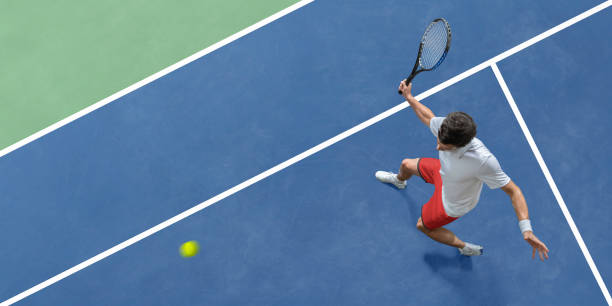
[2,1,611,305]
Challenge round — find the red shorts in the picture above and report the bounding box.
[417,158,458,229]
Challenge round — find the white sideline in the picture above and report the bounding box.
[491,63,611,305]
[2,1,611,305]
[0,0,314,160]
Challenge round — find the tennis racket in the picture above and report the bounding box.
[398,18,452,94]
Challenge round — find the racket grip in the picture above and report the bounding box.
[397,75,416,95]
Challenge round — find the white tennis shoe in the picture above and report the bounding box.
[459,242,483,256]
[375,171,406,189]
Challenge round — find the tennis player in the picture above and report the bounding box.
[375,80,549,259]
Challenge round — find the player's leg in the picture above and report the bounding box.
[417,217,483,256]
[397,158,420,181]
[416,217,465,248]
[375,158,420,189]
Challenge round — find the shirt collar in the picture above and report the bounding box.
[455,142,471,158]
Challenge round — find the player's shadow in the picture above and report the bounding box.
[380,180,430,223]
[423,251,507,305]
[398,190,421,220]
[423,251,473,272]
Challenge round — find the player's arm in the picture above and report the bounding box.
[501,180,550,261]
[398,81,434,127]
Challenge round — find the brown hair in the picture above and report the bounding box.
[438,112,477,147]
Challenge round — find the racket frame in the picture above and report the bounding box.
[398,18,451,94]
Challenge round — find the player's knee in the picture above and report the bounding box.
[401,158,417,173]
[416,218,428,233]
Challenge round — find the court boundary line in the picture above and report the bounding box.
[492,63,612,305]
[0,0,314,160]
[2,1,611,305]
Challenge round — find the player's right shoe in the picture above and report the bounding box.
[375,171,406,189]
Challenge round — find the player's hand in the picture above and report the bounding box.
[398,80,413,99]
[523,231,549,261]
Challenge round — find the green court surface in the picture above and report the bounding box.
[0,0,298,150]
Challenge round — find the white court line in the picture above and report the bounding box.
[0,1,317,305]
[0,0,314,160]
[2,1,611,305]
[416,0,612,102]
[1,0,608,162]
[491,63,612,305]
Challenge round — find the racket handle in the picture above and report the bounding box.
[397,75,416,95]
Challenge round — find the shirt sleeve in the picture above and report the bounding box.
[429,117,445,137]
[477,155,511,189]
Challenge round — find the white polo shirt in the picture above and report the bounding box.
[430,117,511,217]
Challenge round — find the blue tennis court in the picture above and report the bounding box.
[1,0,611,305]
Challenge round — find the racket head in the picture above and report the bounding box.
[418,18,451,71]
[398,18,451,95]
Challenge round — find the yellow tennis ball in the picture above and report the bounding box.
[179,240,199,258]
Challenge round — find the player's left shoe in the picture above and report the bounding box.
[459,242,483,256]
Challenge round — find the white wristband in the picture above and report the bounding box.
[519,219,532,233]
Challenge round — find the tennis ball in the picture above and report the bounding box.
[179,240,200,258]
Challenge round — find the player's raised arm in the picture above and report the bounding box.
[398,81,435,127]
[500,180,550,261]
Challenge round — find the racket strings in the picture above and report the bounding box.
[420,21,450,69]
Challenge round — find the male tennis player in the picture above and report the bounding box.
[375,80,549,259]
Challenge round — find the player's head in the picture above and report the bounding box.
[438,112,477,149]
